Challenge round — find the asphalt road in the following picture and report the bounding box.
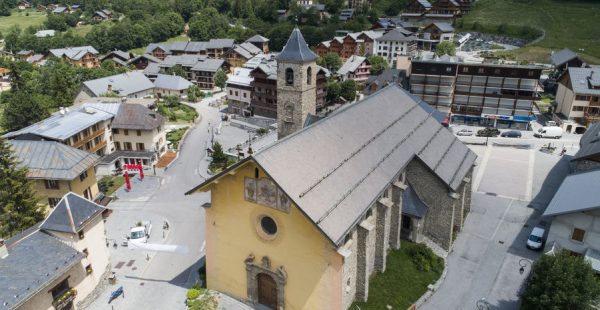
[87,96,227,310]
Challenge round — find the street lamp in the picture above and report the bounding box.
[519,258,532,275]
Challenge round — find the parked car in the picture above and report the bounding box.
[456,129,474,136]
[534,126,562,139]
[501,130,522,138]
[476,128,500,137]
[129,221,152,243]
[526,226,545,250]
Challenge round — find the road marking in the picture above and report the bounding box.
[200,241,206,253]
[525,148,535,201]
[472,144,492,192]
[491,199,514,241]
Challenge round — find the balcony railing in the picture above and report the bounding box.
[52,288,77,310]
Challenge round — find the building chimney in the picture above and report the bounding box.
[0,239,8,259]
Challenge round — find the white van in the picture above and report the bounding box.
[534,126,562,139]
[526,226,545,250]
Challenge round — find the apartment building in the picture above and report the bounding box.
[49,46,100,68]
[418,22,455,51]
[8,140,100,208]
[225,42,263,68]
[337,55,371,84]
[374,28,417,67]
[315,31,384,59]
[111,104,167,158]
[227,67,254,116]
[0,193,110,310]
[3,106,114,156]
[249,54,279,117]
[410,56,542,129]
[556,67,600,128]
[145,39,235,60]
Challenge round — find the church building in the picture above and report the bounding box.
[186,29,476,310]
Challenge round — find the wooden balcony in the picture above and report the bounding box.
[70,127,106,149]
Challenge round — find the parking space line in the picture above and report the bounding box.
[525,148,535,201]
[472,145,492,192]
[491,200,514,241]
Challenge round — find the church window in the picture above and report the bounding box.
[260,216,277,236]
[284,103,294,122]
[307,67,312,85]
[285,68,294,86]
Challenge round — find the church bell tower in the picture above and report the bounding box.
[276,27,318,139]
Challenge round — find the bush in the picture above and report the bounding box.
[187,288,201,300]
[408,243,443,273]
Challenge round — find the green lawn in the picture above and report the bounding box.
[351,242,443,310]
[166,126,189,149]
[158,103,199,123]
[459,0,600,63]
[98,176,125,196]
[0,9,47,34]
[129,34,189,55]
[73,24,93,37]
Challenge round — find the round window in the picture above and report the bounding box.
[260,216,277,235]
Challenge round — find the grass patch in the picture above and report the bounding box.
[158,103,198,123]
[73,24,93,36]
[0,9,47,34]
[208,158,237,174]
[458,0,600,63]
[129,34,189,55]
[98,176,125,196]
[351,242,443,310]
[166,126,189,149]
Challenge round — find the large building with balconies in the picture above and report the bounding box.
[410,57,542,129]
[556,67,600,128]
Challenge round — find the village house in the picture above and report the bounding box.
[417,22,455,51]
[225,42,263,69]
[52,6,71,14]
[76,71,155,102]
[363,68,407,96]
[91,9,112,22]
[144,39,235,60]
[49,46,100,68]
[227,67,254,116]
[16,50,46,65]
[337,55,371,85]
[17,0,31,10]
[186,52,475,310]
[100,50,134,67]
[8,140,100,208]
[374,28,418,67]
[543,169,600,273]
[192,58,229,89]
[127,54,161,70]
[3,105,114,156]
[555,67,600,129]
[153,73,193,98]
[0,192,111,310]
[316,31,384,60]
[551,48,584,73]
[246,35,270,54]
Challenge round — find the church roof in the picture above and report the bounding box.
[186,85,476,245]
[276,27,317,62]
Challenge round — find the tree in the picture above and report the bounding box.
[522,251,600,310]
[45,14,69,32]
[434,41,457,57]
[187,85,203,102]
[367,55,389,75]
[166,65,187,79]
[214,69,227,91]
[0,138,45,238]
[188,8,229,41]
[325,80,341,103]
[318,53,343,73]
[340,79,357,101]
[2,91,50,132]
[211,142,226,165]
[4,26,21,53]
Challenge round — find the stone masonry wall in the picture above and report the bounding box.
[342,229,358,310]
[276,61,317,139]
[405,159,457,251]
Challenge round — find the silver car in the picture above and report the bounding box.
[456,129,474,136]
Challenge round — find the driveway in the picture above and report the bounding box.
[420,139,575,310]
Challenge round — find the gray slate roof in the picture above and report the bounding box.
[543,169,600,217]
[9,140,99,180]
[246,34,269,43]
[418,0,432,8]
[276,27,317,62]
[337,55,368,76]
[566,67,600,96]
[34,30,55,38]
[112,103,165,130]
[431,22,454,33]
[402,184,428,218]
[41,192,106,233]
[83,71,154,96]
[154,74,193,91]
[187,85,476,245]
[551,48,578,66]
[0,230,84,310]
[143,62,161,76]
[377,28,417,42]
[49,46,98,60]
[191,58,225,72]
[3,106,114,141]
[573,122,600,161]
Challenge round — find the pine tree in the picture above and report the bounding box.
[214,69,228,91]
[0,138,45,238]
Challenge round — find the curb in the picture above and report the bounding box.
[414,259,449,308]
[165,122,196,170]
